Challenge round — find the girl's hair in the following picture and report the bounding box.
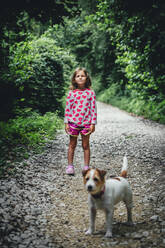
[70,67,92,90]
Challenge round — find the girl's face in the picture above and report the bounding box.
[75,70,87,89]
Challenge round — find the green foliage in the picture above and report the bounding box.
[0,10,78,121]
[81,0,165,123]
[0,9,78,176]
[97,83,121,102]
[98,84,165,124]
[0,11,49,120]
[1,0,165,179]
[8,36,76,115]
[116,47,156,98]
[78,0,98,14]
[93,0,165,98]
[44,17,92,70]
[55,4,165,124]
[0,110,63,177]
[46,16,118,90]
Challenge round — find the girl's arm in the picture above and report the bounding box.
[91,90,97,125]
[65,123,70,134]
[64,91,72,124]
[89,124,95,133]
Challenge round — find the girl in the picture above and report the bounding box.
[64,67,97,175]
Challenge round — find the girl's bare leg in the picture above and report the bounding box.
[82,135,90,166]
[68,136,77,165]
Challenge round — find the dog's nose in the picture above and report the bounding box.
[88,185,93,191]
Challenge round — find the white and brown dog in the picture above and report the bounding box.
[82,156,133,238]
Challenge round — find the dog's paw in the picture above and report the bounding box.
[105,231,113,238]
[85,229,93,235]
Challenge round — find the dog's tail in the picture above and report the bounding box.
[120,155,128,178]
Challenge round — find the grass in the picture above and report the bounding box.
[0,110,63,177]
[97,85,165,124]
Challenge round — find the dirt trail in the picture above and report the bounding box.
[46,102,165,248]
[0,102,165,248]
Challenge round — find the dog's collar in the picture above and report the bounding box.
[91,185,105,199]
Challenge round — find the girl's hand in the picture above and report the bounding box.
[65,123,70,134]
[89,124,95,134]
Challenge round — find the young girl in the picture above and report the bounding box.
[64,67,97,175]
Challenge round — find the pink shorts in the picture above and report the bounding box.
[68,122,91,137]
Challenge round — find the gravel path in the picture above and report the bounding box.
[0,101,165,248]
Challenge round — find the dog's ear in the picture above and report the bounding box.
[98,170,107,180]
[82,169,90,177]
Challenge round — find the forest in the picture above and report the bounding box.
[0,0,165,175]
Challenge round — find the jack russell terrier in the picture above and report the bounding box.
[82,156,133,238]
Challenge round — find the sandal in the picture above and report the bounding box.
[83,165,89,171]
[66,165,75,175]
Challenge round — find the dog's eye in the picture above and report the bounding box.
[94,178,99,182]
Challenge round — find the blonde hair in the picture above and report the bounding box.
[70,67,92,90]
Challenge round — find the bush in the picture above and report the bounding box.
[97,83,122,103]
[8,36,77,116]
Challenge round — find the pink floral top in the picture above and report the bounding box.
[64,88,97,126]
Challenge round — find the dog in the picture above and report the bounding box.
[82,156,133,238]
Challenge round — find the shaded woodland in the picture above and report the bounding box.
[0,0,165,173]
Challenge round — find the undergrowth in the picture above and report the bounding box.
[0,110,63,177]
[97,84,165,124]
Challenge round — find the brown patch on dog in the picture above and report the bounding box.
[96,169,107,181]
[82,168,90,177]
[113,177,121,181]
[120,170,127,178]
[82,169,91,184]
[93,169,106,188]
